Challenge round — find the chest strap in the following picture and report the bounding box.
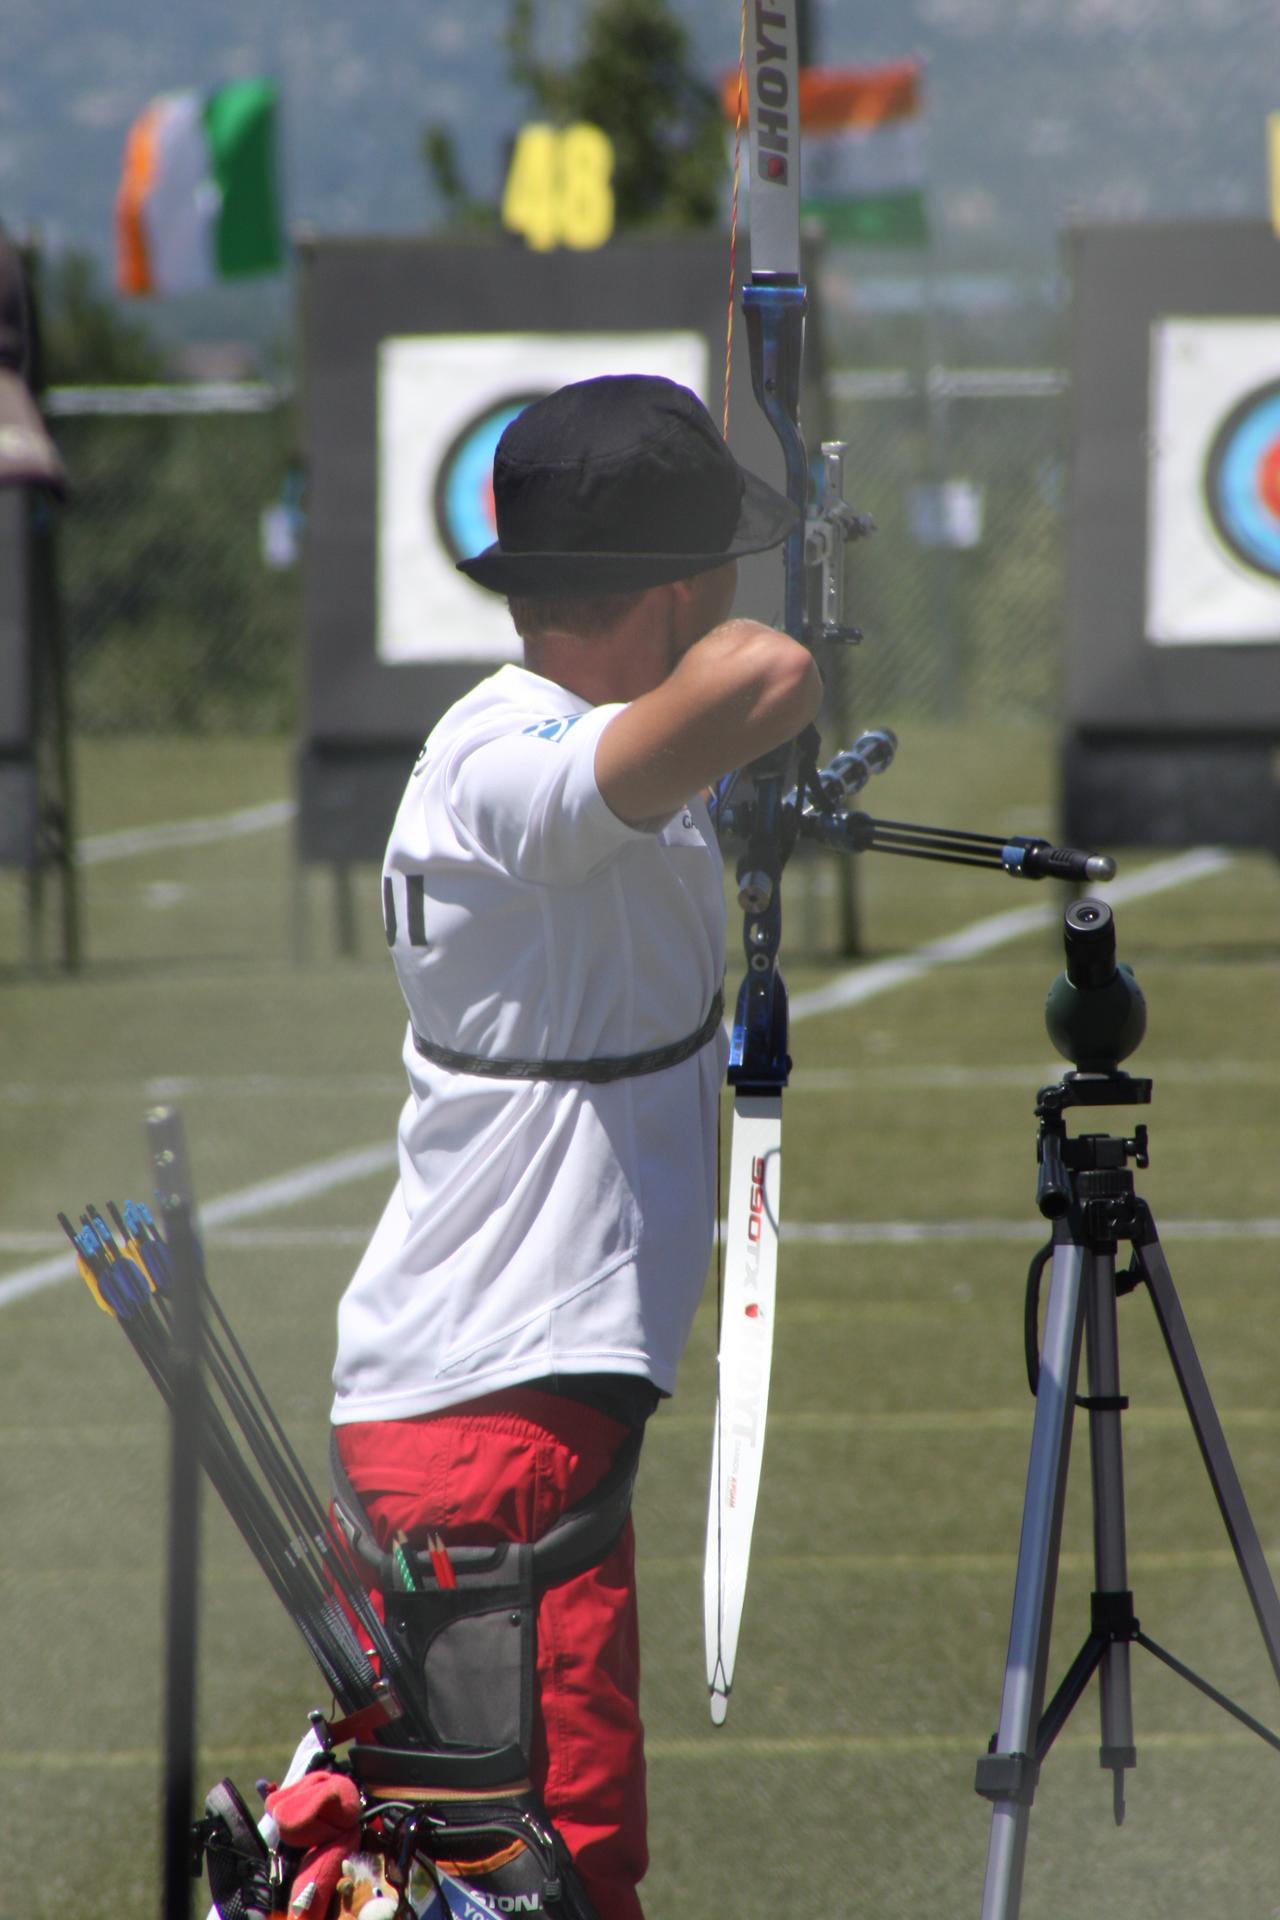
[411,986,724,1085]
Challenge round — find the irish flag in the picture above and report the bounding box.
[116,78,284,295]
[724,58,927,246]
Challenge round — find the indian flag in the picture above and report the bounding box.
[800,62,927,243]
[116,78,284,296]
[723,58,927,246]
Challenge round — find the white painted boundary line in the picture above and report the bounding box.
[5,1056,1276,1107]
[11,1725,1260,1771]
[789,846,1232,1021]
[6,1214,1277,1260]
[0,847,1233,1311]
[12,1725,1262,1771]
[777,1216,1280,1244]
[78,799,296,866]
[0,1142,396,1308]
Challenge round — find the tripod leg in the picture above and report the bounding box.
[1081,1246,1137,1822]
[977,1233,1087,1920]
[1137,1219,1280,1683]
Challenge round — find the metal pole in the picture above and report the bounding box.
[148,1106,203,1920]
[32,491,81,968]
[979,1233,1087,1919]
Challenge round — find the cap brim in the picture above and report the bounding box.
[0,372,66,496]
[457,464,797,596]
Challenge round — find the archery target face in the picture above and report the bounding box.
[1146,318,1280,645]
[377,331,709,664]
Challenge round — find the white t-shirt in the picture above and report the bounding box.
[331,663,728,1424]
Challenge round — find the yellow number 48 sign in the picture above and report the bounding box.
[501,123,616,253]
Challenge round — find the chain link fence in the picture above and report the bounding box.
[46,386,302,735]
[44,355,1065,736]
[828,367,1065,727]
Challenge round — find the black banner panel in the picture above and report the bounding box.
[0,492,36,873]
[1063,220,1280,849]
[0,490,32,753]
[297,235,814,863]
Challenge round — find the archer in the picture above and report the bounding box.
[328,371,820,1920]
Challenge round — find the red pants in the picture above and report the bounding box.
[335,1389,647,1920]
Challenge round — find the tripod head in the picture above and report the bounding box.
[1045,899,1146,1073]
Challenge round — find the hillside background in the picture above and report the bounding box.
[3,0,1275,361]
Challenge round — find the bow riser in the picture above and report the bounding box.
[742,285,808,646]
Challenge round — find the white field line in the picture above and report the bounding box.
[0,847,1234,1310]
[773,1216,1280,1244]
[5,1213,1276,1263]
[9,1726,1263,1772]
[792,1058,1277,1092]
[1,1545,1254,1582]
[2,1056,1274,1107]
[0,1142,396,1308]
[77,799,296,866]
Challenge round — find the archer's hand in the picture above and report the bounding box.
[596,619,823,829]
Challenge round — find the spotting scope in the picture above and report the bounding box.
[1044,898,1147,1072]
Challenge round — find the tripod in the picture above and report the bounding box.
[975,1066,1280,1918]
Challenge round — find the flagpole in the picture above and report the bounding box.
[797,0,814,67]
[912,51,957,719]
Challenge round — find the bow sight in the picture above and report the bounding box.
[716,435,1116,918]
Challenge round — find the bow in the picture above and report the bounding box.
[703,0,812,1728]
[700,27,1117,1726]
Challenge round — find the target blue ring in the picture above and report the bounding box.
[433,395,545,566]
[1204,378,1280,582]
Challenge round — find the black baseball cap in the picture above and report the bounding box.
[457,373,795,595]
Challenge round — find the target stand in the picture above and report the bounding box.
[1063,219,1280,856]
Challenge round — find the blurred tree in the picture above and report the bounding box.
[423,0,726,234]
[56,407,301,734]
[23,249,299,734]
[420,125,502,234]
[35,248,170,385]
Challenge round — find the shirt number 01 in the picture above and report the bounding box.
[383,875,428,948]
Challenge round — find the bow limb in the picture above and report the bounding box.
[704,0,807,1726]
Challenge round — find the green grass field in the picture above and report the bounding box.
[2,726,1278,1919]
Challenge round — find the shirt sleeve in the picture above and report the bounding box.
[440,701,659,886]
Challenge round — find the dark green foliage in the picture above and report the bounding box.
[553,0,726,230]
[55,409,301,735]
[29,249,299,734]
[425,0,727,235]
[36,248,170,387]
[420,125,500,233]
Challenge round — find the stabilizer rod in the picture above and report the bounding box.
[801,812,1116,884]
[717,734,1115,886]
